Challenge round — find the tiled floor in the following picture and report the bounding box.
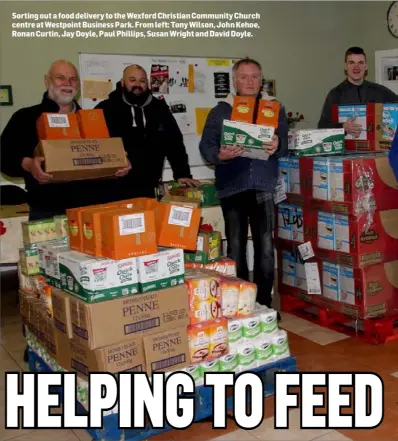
[1,269,398,441]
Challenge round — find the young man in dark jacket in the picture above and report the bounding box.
[199,57,289,313]
[318,47,398,136]
[0,60,131,220]
[95,64,199,201]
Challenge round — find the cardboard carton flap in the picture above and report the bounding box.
[384,261,398,288]
[375,157,398,189]
[380,210,398,239]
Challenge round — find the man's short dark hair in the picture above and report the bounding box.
[345,47,366,61]
[232,57,262,74]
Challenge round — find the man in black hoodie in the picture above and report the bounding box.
[0,59,131,220]
[318,47,398,136]
[95,64,199,201]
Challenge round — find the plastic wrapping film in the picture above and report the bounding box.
[351,156,375,234]
[25,327,119,416]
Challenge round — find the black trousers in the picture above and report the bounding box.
[220,190,275,308]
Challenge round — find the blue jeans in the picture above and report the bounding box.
[220,190,275,307]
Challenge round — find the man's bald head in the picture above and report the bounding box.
[45,59,79,106]
[122,64,149,96]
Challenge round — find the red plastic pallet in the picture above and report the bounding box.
[280,291,398,345]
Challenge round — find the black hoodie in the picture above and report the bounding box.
[0,92,109,212]
[94,82,192,200]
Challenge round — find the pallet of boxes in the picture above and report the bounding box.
[18,113,296,439]
[276,102,398,344]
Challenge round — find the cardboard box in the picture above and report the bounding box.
[69,325,189,378]
[76,109,110,138]
[100,209,158,259]
[256,100,280,127]
[66,199,142,252]
[82,207,111,257]
[38,242,69,288]
[36,112,81,140]
[277,206,398,267]
[47,322,72,370]
[54,215,68,239]
[69,285,190,349]
[333,103,398,151]
[311,209,398,266]
[184,230,222,264]
[231,96,256,123]
[160,195,201,207]
[143,326,189,374]
[299,153,398,213]
[34,138,128,181]
[288,129,345,157]
[169,184,219,207]
[221,120,274,160]
[277,247,398,319]
[69,338,145,379]
[28,302,48,345]
[137,248,185,293]
[22,218,57,246]
[19,247,40,276]
[51,288,73,338]
[154,202,201,251]
[59,251,139,302]
[276,202,305,244]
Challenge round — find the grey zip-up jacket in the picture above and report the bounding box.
[318,79,398,129]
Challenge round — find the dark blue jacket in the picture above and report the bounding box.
[199,96,288,199]
[389,131,398,181]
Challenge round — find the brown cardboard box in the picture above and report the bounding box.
[69,337,145,379]
[28,303,48,346]
[47,321,72,370]
[51,288,73,339]
[69,285,190,349]
[34,138,128,181]
[68,326,189,379]
[19,290,33,325]
[143,326,189,374]
[26,295,44,338]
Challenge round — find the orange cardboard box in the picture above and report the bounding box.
[36,112,81,140]
[67,199,139,252]
[231,96,256,123]
[76,109,110,139]
[100,209,158,259]
[81,207,115,257]
[256,100,280,127]
[154,202,201,251]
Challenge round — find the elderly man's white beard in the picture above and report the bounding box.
[48,84,77,106]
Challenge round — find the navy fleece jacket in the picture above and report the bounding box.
[199,95,289,199]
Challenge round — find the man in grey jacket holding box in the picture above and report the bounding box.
[199,57,289,314]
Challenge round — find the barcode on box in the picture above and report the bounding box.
[124,317,160,335]
[121,365,143,373]
[73,157,104,166]
[119,213,146,236]
[168,206,193,227]
[71,358,89,377]
[47,113,70,128]
[72,324,88,340]
[151,354,186,372]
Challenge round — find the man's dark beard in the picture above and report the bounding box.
[123,86,151,106]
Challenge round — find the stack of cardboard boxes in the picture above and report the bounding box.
[277,102,398,320]
[18,106,292,387]
[19,194,291,385]
[34,109,128,181]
